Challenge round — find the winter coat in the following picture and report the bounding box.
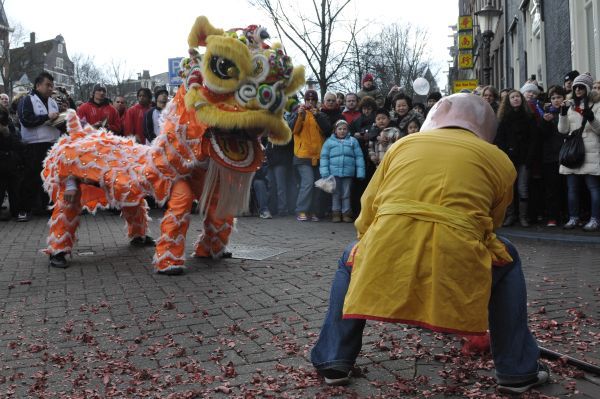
[320,106,344,127]
[289,108,330,166]
[557,93,600,175]
[77,99,122,133]
[342,109,361,124]
[540,112,564,164]
[343,128,516,334]
[319,133,366,179]
[0,122,24,175]
[265,139,293,167]
[123,103,152,144]
[357,86,385,108]
[495,111,540,167]
[394,110,424,136]
[368,127,401,165]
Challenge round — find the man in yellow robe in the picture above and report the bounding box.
[311,94,549,395]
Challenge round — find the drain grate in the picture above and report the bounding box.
[228,244,288,260]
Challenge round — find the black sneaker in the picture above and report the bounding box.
[130,236,156,247]
[49,252,69,269]
[157,267,185,276]
[319,369,350,386]
[497,363,549,394]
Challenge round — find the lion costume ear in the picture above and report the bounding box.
[188,16,225,48]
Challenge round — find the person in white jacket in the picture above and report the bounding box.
[558,73,600,231]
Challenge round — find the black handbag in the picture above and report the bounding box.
[559,119,587,168]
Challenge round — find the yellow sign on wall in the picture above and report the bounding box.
[458,31,474,50]
[453,79,479,93]
[458,51,474,69]
[459,15,473,31]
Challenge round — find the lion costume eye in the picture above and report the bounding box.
[210,56,238,80]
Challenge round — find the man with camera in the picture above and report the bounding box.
[287,89,331,221]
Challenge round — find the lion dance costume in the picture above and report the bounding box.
[41,16,305,274]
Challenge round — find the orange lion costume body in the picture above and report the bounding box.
[41,16,305,274]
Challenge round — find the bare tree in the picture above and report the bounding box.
[251,0,358,99]
[0,21,26,95]
[71,53,106,102]
[104,58,132,97]
[345,22,433,99]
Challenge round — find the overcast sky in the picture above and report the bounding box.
[5,0,457,90]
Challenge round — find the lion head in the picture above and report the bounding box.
[180,16,305,145]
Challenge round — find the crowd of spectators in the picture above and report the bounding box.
[0,72,171,222]
[1,69,599,232]
[252,71,600,232]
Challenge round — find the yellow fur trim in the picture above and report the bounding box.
[188,16,225,48]
[285,66,306,96]
[202,36,252,94]
[184,87,203,110]
[195,107,291,144]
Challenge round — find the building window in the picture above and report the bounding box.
[571,0,600,79]
[57,43,63,54]
[56,58,64,70]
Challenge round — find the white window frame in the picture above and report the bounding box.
[56,57,63,70]
[57,43,63,54]
[526,1,546,86]
[511,28,520,88]
[569,0,600,78]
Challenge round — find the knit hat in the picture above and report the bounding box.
[92,83,106,92]
[520,83,540,95]
[334,119,349,128]
[564,70,580,82]
[572,73,593,93]
[362,73,374,84]
[304,89,318,101]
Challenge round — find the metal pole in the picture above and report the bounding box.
[539,346,600,376]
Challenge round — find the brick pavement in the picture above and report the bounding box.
[0,210,599,398]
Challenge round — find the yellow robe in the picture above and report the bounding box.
[343,128,516,334]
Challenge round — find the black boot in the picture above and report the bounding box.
[49,252,69,268]
[157,267,185,276]
[502,203,515,227]
[519,200,529,227]
[130,236,156,247]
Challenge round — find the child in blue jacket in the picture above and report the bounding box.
[320,119,365,222]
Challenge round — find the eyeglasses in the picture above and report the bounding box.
[573,86,586,90]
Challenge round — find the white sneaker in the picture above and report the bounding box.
[320,369,350,386]
[17,212,30,222]
[497,363,549,394]
[563,217,579,230]
[583,217,599,231]
[259,210,272,219]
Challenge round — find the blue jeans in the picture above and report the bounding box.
[332,177,353,213]
[516,164,529,200]
[311,237,541,384]
[253,178,269,213]
[269,164,289,215]
[295,163,320,214]
[566,174,600,219]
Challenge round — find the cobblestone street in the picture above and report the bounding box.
[0,211,599,398]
